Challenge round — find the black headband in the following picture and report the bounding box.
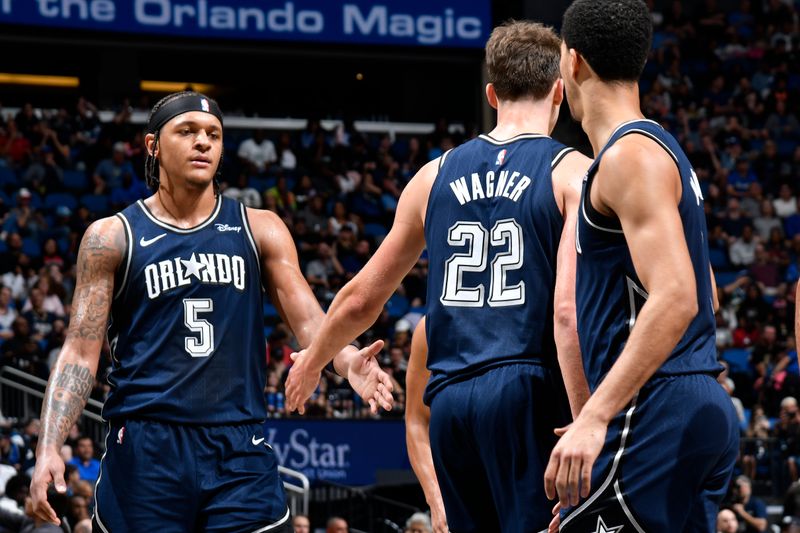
[146,93,223,134]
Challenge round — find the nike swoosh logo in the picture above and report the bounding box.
[139,233,167,247]
[252,436,265,446]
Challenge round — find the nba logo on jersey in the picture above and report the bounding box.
[201,98,210,112]
[116,426,125,445]
[495,148,507,166]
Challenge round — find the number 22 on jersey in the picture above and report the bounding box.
[440,218,525,308]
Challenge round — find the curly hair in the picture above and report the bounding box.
[561,0,653,82]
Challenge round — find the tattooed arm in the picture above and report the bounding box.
[30,217,124,525]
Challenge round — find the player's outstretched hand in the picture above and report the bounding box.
[344,340,394,414]
[285,350,321,415]
[544,413,607,507]
[30,451,67,525]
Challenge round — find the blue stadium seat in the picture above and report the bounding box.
[708,248,729,270]
[715,270,744,287]
[263,302,279,318]
[62,170,88,191]
[21,238,41,258]
[44,192,78,211]
[721,348,751,375]
[0,167,18,187]
[81,194,109,214]
[248,177,271,192]
[364,223,388,238]
[386,293,409,318]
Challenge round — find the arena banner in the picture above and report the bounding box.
[0,0,491,48]
[265,418,411,485]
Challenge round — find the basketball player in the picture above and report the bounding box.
[29,91,394,532]
[544,1,739,531]
[286,22,592,532]
[405,318,447,533]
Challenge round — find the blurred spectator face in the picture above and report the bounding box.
[728,198,741,214]
[355,240,370,257]
[60,444,73,463]
[780,184,793,200]
[292,515,310,533]
[0,287,11,307]
[76,437,94,462]
[30,288,44,310]
[763,326,776,344]
[318,243,332,259]
[112,143,126,164]
[70,495,89,521]
[764,140,777,157]
[735,476,752,501]
[326,518,348,533]
[13,316,30,337]
[311,196,324,213]
[7,233,22,250]
[717,509,738,533]
[742,226,754,241]
[43,239,57,256]
[761,200,774,217]
[338,228,355,249]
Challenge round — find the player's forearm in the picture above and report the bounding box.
[37,349,97,453]
[579,290,697,424]
[555,322,589,419]
[406,421,445,510]
[303,280,386,372]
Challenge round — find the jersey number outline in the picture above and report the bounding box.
[183,298,215,357]
[440,219,525,307]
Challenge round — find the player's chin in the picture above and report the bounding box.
[184,170,216,188]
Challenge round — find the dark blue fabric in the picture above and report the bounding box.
[428,363,570,533]
[576,119,721,391]
[104,196,267,424]
[423,134,569,404]
[560,374,739,533]
[93,419,289,532]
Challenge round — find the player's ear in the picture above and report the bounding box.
[144,133,158,157]
[485,83,499,110]
[569,48,582,82]
[552,78,564,107]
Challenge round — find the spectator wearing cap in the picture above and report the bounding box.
[92,141,136,192]
[3,189,44,242]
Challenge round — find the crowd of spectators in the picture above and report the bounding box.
[0,0,797,529]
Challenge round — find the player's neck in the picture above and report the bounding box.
[580,81,644,156]
[149,182,217,228]
[489,99,552,140]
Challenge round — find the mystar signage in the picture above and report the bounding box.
[0,0,491,48]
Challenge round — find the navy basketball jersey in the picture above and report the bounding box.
[576,119,719,390]
[423,133,574,404]
[103,196,267,424]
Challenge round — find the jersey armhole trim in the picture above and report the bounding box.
[114,213,133,300]
[240,203,265,292]
[437,148,453,172]
[551,147,576,169]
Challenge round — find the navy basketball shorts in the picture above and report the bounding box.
[559,373,740,533]
[93,419,290,533]
[428,363,571,533]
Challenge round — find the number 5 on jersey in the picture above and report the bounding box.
[183,298,215,357]
[441,219,524,307]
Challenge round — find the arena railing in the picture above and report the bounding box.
[0,365,310,516]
